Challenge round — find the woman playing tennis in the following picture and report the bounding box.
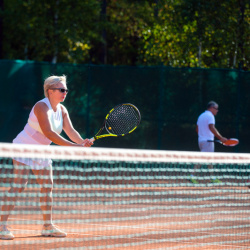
[0,75,93,240]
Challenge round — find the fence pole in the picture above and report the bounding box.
[86,64,92,138]
[236,63,242,152]
[157,64,164,149]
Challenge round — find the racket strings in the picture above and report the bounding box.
[106,105,140,135]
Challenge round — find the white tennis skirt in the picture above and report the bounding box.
[13,130,52,170]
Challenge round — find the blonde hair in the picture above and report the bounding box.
[44,75,67,98]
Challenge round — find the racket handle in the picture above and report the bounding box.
[90,137,95,142]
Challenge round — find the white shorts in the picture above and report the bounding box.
[198,141,214,152]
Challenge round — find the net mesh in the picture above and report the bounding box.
[0,143,249,250]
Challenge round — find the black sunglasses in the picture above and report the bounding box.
[50,88,69,93]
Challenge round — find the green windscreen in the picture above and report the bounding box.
[0,60,249,152]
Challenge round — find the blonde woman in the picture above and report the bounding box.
[0,75,93,240]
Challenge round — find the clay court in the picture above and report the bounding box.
[1,184,249,250]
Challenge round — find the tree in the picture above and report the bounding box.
[2,0,101,63]
[137,0,250,69]
[1,0,249,69]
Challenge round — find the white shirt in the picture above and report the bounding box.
[197,110,215,142]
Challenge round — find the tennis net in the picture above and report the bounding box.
[0,143,249,250]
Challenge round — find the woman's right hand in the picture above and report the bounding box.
[81,138,94,147]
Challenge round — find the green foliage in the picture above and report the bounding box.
[2,0,101,63]
[138,0,250,70]
[105,0,155,65]
[1,0,250,69]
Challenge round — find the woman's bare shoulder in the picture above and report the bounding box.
[33,101,49,114]
[59,104,68,117]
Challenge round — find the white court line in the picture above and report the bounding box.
[8,217,250,249]
[5,228,250,250]
[9,217,250,233]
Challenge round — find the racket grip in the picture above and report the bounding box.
[81,138,95,146]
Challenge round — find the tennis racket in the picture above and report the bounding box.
[207,138,239,146]
[91,103,141,141]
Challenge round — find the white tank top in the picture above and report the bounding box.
[28,97,63,135]
[13,98,63,145]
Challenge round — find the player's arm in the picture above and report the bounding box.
[34,102,83,146]
[208,124,227,143]
[61,105,93,147]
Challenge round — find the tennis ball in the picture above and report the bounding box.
[109,127,112,130]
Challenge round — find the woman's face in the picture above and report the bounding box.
[48,82,68,102]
